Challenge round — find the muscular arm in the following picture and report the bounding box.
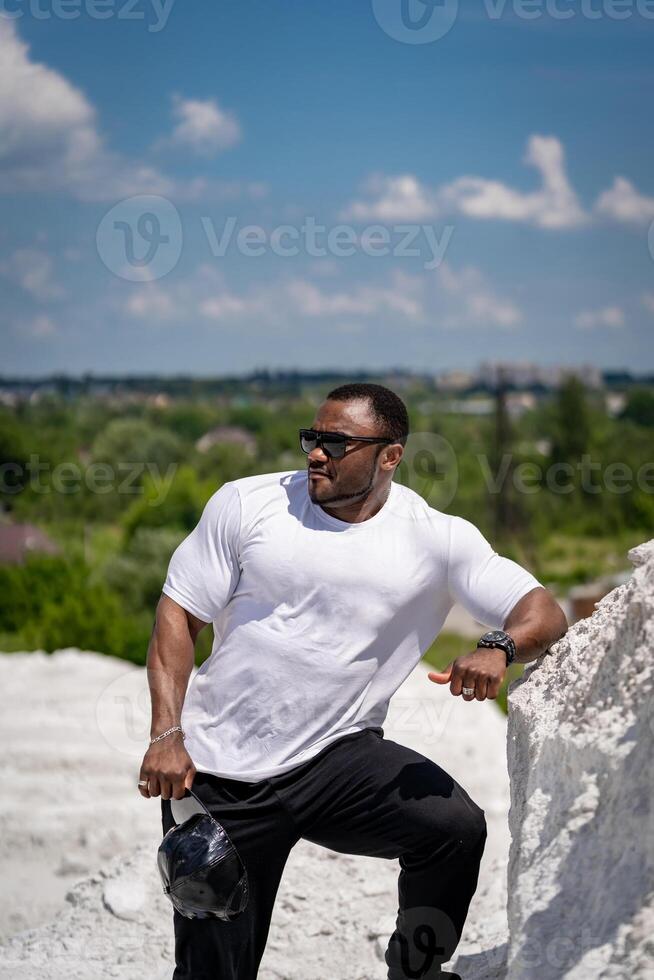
[502,585,568,664]
[138,594,209,800]
[147,594,208,737]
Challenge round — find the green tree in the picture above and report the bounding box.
[549,374,592,466]
[120,464,210,542]
[103,526,186,612]
[0,410,29,504]
[91,418,184,474]
[620,387,654,428]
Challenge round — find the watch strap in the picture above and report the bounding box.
[476,631,516,666]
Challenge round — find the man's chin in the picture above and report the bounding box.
[308,476,336,502]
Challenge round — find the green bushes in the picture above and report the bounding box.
[0,555,153,663]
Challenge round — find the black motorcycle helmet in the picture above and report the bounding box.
[157,787,249,921]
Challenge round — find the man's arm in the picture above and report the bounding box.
[429,516,569,701]
[429,586,568,701]
[139,482,242,798]
[502,585,568,665]
[138,594,209,801]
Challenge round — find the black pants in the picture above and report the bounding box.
[161,726,487,980]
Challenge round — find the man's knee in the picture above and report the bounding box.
[406,797,487,865]
[458,798,487,854]
[441,795,487,856]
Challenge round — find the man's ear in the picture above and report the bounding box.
[383,444,404,470]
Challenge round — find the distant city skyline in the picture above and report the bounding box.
[1,5,653,373]
[1,360,648,392]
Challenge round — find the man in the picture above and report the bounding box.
[139,382,567,980]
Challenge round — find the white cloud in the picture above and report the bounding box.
[122,262,523,337]
[0,22,259,204]
[0,248,64,300]
[574,306,625,329]
[441,136,586,229]
[198,293,259,319]
[285,273,423,319]
[594,177,654,226]
[166,96,241,155]
[436,262,523,328]
[343,135,654,232]
[0,19,98,192]
[125,286,178,320]
[344,174,439,222]
[124,267,424,326]
[0,20,174,200]
[342,136,586,229]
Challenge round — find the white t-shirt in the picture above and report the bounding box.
[162,469,542,781]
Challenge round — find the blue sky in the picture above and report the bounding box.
[1,0,654,376]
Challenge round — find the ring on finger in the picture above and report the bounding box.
[462,686,475,697]
[138,779,149,788]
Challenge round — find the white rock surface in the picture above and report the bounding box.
[0,645,510,979]
[505,538,654,980]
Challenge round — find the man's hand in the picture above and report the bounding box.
[427,647,507,702]
[138,733,196,801]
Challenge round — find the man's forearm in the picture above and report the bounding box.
[502,586,568,665]
[146,597,196,737]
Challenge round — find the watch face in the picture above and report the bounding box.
[485,631,506,642]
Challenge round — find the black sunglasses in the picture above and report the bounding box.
[299,428,394,460]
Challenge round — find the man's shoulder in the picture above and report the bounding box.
[222,469,303,506]
[229,468,301,491]
[390,480,453,529]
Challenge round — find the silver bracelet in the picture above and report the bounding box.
[150,726,186,745]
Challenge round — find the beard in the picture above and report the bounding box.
[307,454,379,506]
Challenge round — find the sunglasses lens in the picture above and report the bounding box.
[320,435,346,458]
[299,430,347,458]
[300,431,318,454]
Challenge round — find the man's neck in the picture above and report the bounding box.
[320,482,391,523]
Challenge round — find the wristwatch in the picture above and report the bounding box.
[476,629,517,667]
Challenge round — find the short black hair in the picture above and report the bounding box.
[325,382,409,446]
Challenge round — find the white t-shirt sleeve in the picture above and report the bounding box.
[447,515,543,629]
[161,481,242,623]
